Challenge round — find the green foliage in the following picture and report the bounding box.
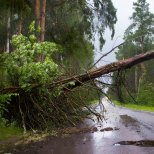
[116,0,154,61]
[136,82,154,106]
[0,93,18,118]
[4,34,62,90]
[124,0,154,53]
[0,34,66,129]
[29,20,40,34]
[0,33,100,130]
[47,0,117,49]
[0,0,117,75]
[0,0,118,130]
[0,0,31,12]
[44,0,117,73]
[72,83,100,105]
[0,94,12,104]
[112,0,154,105]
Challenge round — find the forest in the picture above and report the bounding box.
[1,0,154,151]
[0,0,117,131]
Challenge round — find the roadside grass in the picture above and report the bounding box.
[114,101,154,112]
[0,122,22,140]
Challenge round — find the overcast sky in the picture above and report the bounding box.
[95,0,154,66]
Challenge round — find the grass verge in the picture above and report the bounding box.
[114,101,154,112]
[0,122,22,140]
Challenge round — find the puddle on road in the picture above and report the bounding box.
[120,114,140,129]
[120,115,138,124]
[115,140,154,147]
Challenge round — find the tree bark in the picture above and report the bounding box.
[34,0,41,41]
[1,50,154,93]
[34,0,46,42]
[40,0,46,42]
[17,17,23,35]
[134,66,138,92]
[49,50,154,90]
[137,63,147,94]
[34,0,46,61]
[6,10,11,53]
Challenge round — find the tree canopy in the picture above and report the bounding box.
[113,0,154,105]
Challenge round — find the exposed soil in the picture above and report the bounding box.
[100,127,120,131]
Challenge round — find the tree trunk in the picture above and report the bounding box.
[34,0,46,42]
[49,50,154,90]
[137,63,147,94]
[1,51,154,94]
[134,66,138,93]
[6,10,11,53]
[34,0,41,41]
[34,0,46,61]
[40,0,46,42]
[17,17,23,35]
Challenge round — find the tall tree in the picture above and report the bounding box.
[0,0,115,71]
[34,0,47,42]
[0,0,31,52]
[40,0,46,42]
[45,0,117,73]
[34,0,41,40]
[113,0,154,104]
[125,0,154,52]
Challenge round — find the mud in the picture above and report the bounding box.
[120,114,138,124]
[115,140,154,147]
[100,127,119,131]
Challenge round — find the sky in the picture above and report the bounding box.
[95,0,154,66]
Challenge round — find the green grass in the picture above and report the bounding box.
[0,122,22,140]
[114,101,154,112]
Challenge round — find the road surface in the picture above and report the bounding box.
[3,98,154,154]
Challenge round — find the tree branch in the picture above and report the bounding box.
[1,50,154,93]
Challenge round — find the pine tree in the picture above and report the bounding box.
[113,0,154,104]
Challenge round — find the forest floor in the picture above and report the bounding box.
[1,98,154,154]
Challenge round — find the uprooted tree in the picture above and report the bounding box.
[1,34,154,131]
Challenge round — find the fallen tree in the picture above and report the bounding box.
[1,50,154,130]
[1,50,154,93]
[51,50,154,89]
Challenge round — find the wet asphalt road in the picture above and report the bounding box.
[6,98,154,154]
